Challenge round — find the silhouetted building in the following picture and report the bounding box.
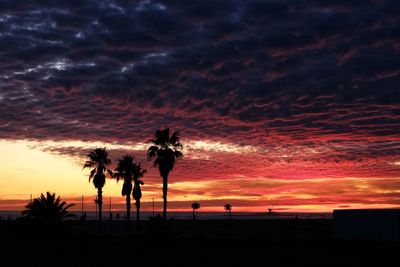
[333,209,400,241]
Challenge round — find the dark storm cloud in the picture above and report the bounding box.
[0,0,400,177]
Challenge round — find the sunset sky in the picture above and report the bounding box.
[0,0,400,213]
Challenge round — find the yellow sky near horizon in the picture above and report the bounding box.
[0,140,122,198]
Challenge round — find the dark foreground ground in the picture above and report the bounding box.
[0,219,398,266]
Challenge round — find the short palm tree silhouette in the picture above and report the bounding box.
[132,163,146,224]
[191,202,200,221]
[147,128,183,220]
[112,155,136,224]
[22,192,74,222]
[83,147,112,225]
[224,203,232,221]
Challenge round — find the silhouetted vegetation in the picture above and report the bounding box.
[147,128,183,220]
[191,202,200,220]
[132,163,146,225]
[112,155,136,225]
[22,192,74,223]
[224,203,232,221]
[83,147,112,226]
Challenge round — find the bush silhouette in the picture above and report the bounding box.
[22,192,74,223]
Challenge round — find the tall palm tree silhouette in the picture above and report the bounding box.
[112,155,136,224]
[147,128,183,220]
[132,163,146,224]
[83,147,112,226]
[23,192,74,222]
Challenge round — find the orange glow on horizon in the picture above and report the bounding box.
[0,139,400,213]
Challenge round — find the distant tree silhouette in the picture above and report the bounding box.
[113,155,136,225]
[132,163,146,225]
[22,192,74,222]
[147,128,183,220]
[191,202,200,221]
[224,203,232,221]
[83,147,112,226]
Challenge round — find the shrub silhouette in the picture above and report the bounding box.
[22,192,74,222]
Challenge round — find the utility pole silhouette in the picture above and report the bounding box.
[81,195,84,217]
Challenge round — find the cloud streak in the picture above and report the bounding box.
[0,0,400,211]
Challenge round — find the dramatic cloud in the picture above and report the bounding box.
[0,0,399,211]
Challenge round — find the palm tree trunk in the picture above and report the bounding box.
[136,200,140,230]
[97,188,103,226]
[162,175,168,221]
[136,201,140,222]
[126,194,131,223]
[193,209,195,221]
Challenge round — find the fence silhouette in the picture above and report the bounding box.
[0,194,332,221]
[0,194,162,220]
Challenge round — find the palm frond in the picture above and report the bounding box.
[147,128,183,185]
[83,161,95,169]
[112,171,122,182]
[84,147,112,188]
[169,131,182,148]
[133,163,146,180]
[154,128,170,146]
[89,168,96,180]
[147,145,159,160]
[23,192,74,222]
[174,150,183,159]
